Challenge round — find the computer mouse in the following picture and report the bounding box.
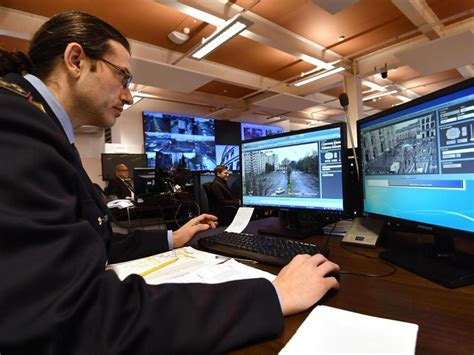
[326,271,340,282]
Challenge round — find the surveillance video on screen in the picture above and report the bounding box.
[243,142,320,198]
[143,111,216,171]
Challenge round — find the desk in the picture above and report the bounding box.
[195,217,474,355]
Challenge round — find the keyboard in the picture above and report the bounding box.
[198,232,327,266]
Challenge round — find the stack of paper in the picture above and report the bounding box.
[280,306,418,355]
[107,246,276,285]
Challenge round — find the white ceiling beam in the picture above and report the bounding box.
[156,0,343,68]
[0,6,47,39]
[392,0,442,40]
[392,1,473,80]
[355,17,474,77]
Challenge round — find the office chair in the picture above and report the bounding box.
[202,182,238,226]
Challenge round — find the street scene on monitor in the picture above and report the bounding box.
[242,142,320,197]
[361,112,439,175]
[143,112,216,170]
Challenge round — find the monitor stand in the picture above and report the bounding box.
[258,210,324,239]
[380,234,474,288]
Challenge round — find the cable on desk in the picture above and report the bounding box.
[339,243,397,278]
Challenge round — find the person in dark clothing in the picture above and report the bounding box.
[0,10,340,355]
[208,165,240,225]
[106,163,134,199]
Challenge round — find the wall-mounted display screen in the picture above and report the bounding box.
[241,122,283,141]
[216,145,240,171]
[143,111,216,171]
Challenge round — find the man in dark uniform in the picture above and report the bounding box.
[0,11,339,355]
[106,163,134,199]
[209,165,240,225]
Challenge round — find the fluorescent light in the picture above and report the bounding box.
[396,95,411,103]
[362,90,398,101]
[362,80,386,91]
[300,54,333,70]
[191,15,253,60]
[123,96,142,110]
[293,67,345,87]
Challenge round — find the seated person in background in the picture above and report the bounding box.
[107,163,134,199]
[208,165,240,225]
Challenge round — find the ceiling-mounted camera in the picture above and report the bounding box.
[380,63,388,79]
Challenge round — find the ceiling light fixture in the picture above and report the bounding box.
[293,67,345,87]
[190,14,253,60]
[396,95,411,103]
[362,90,398,101]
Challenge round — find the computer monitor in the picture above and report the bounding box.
[101,153,147,180]
[241,122,348,238]
[357,77,474,288]
[132,167,155,196]
[143,111,216,171]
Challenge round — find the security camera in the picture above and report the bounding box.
[380,70,388,79]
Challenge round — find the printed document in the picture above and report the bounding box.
[107,246,275,285]
[280,305,418,355]
[225,207,254,233]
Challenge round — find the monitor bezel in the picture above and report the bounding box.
[101,153,148,181]
[240,121,348,216]
[356,77,474,239]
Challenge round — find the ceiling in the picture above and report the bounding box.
[1,0,473,128]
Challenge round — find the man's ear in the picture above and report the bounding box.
[63,42,86,79]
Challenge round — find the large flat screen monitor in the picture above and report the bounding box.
[101,153,147,181]
[143,111,216,171]
[241,122,283,141]
[241,122,347,238]
[357,77,474,288]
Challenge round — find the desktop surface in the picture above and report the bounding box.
[194,217,474,355]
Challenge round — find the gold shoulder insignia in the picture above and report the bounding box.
[30,100,46,113]
[0,78,31,98]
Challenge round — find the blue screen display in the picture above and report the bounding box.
[359,83,474,233]
[241,125,345,211]
[143,111,216,171]
[216,145,240,171]
[241,122,283,141]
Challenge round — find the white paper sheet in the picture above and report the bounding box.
[225,207,254,233]
[280,305,418,355]
[107,246,276,285]
[107,246,221,281]
[149,258,276,285]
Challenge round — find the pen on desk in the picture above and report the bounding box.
[140,257,178,277]
[214,255,258,265]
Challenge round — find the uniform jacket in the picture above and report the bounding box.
[0,74,283,354]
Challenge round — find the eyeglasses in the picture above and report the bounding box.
[98,57,133,89]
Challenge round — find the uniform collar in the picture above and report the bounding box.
[24,74,75,144]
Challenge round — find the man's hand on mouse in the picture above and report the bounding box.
[272,254,340,316]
